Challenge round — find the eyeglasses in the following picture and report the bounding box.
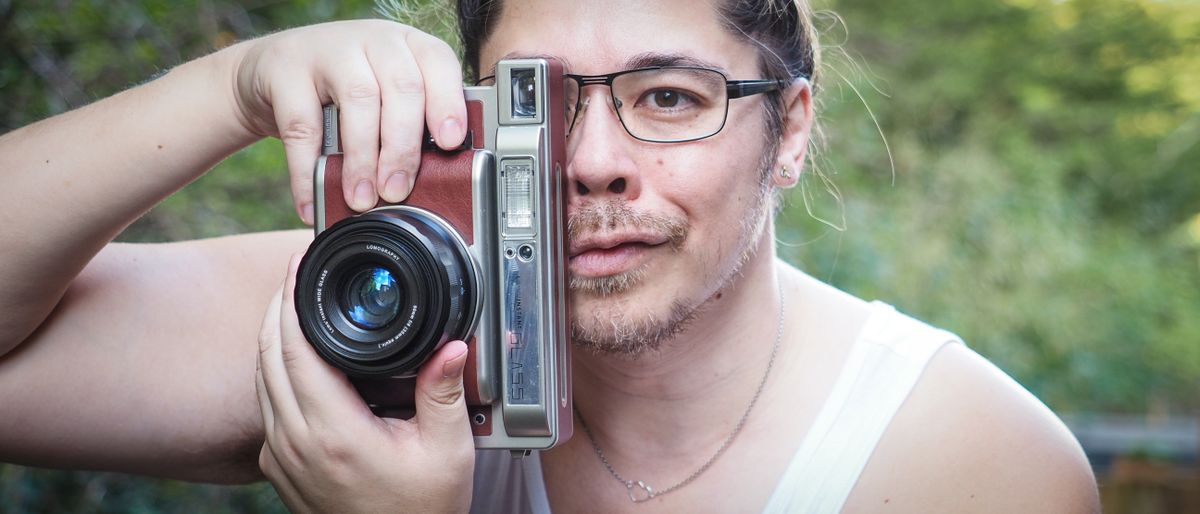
[478,66,802,143]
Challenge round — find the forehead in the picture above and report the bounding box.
[480,0,761,76]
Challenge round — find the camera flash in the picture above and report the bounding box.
[503,159,535,233]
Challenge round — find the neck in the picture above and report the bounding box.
[571,227,783,461]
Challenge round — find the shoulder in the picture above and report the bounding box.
[846,338,1100,513]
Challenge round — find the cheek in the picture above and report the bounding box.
[651,137,767,223]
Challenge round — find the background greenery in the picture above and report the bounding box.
[1,0,1196,511]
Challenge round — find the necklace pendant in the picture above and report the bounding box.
[626,480,655,503]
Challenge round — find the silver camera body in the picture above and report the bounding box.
[297,59,572,454]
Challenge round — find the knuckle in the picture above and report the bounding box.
[279,343,305,366]
[407,30,451,56]
[270,432,304,467]
[278,119,320,146]
[342,80,381,102]
[257,446,273,474]
[312,433,356,466]
[387,142,422,165]
[258,326,278,355]
[417,32,455,58]
[387,75,426,98]
[429,386,464,407]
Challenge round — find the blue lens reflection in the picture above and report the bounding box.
[345,267,401,330]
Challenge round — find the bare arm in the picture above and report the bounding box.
[0,230,309,483]
[0,19,468,482]
[0,46,257,354]
[0,20,468,356]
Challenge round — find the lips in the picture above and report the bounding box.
[569,232,670,258]
[568,232,670,277]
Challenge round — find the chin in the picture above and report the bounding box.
[567,267,700,358]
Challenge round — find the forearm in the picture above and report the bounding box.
[0,231,310,483]
[0,43,257,354]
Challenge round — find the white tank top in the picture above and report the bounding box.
[469,301,963,513]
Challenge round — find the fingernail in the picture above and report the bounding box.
[383,172,410,202]
[289,253,303,274]
[439,117,463,148]
[353,180,375,211]
[299,203,314,225]
[442,345,468,379]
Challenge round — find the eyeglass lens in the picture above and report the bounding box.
[564,68,729,143]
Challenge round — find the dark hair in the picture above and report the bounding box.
[455,0,820,146]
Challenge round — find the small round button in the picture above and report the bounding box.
[518,244,535,262]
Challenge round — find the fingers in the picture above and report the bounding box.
[413,340,472,447]
[255,364,276,437]
[368,30,467,204]
[257,282,304,431]
[234,21,468,223]
[368,42,424,204]
[239,22,467,223]
[259,442,312,513]
[325,27,468,210]
[406,31,468,151]
[277,253,371,421]
[271,83,324,226]
[327,55,384,213]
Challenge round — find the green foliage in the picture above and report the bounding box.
[783,0,1200,413]
[1,465,285,514]
[0,0,1197,510]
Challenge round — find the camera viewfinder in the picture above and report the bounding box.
[511,68,538,119]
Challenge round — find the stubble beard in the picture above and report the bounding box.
[567,161,775,359]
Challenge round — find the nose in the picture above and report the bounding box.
[567,90,641,202]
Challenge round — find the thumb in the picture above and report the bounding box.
[414,340,471,442]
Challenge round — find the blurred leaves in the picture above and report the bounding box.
[784,0,1200,413]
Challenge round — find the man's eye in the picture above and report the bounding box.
[652,90,681,107]
[633,88,700,111]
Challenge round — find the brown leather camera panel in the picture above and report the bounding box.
[321,100,486,245]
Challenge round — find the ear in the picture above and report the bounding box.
[772,78,813,189]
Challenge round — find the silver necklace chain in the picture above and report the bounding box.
[575,281,785,504]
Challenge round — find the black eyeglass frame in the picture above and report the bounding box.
[477,66,805,144]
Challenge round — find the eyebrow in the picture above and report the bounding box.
[485,52,729,77]
[624,52,729,76]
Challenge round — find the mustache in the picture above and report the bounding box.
[567,200,689,251]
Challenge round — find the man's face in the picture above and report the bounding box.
[481,0,778,356]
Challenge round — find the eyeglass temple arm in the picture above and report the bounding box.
[726,78,800,99]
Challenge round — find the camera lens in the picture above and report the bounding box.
[295,207,479,377]
[343,266,402,330]
[511,68,538,119]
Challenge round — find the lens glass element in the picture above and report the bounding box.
[344,266,402,330]
[511,68,538,118]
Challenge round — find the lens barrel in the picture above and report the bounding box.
[295,207,478,377]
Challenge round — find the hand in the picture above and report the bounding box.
[229,20,467,224]
[255,254,475,514]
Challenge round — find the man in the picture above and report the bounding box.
[0,0,1098,512]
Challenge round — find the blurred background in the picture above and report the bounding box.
[1,0,1196,511]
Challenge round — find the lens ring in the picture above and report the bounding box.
[295,208,479,377]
